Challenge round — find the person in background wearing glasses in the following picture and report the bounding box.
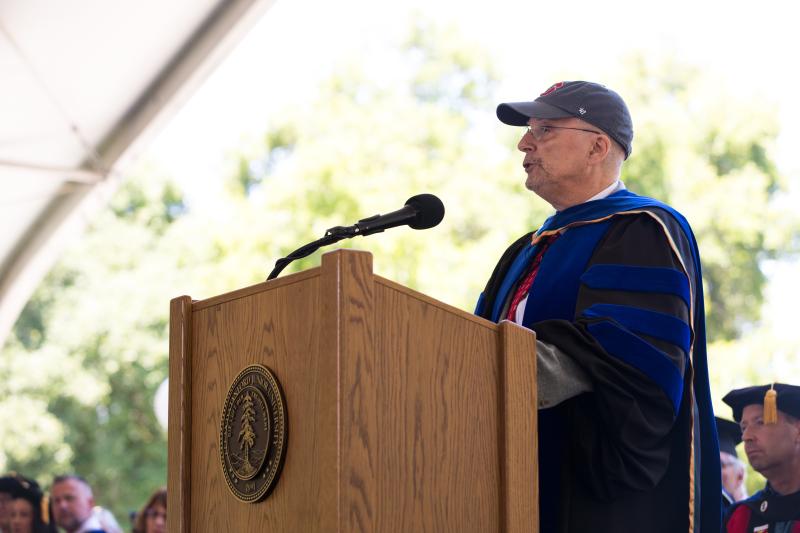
[475,81,720,533]
[131,488,165,533]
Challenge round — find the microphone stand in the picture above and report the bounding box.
[266,193,443,281]
[266,225,359,281]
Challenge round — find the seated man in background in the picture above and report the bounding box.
[722,383,800,532]
[717,416,749,506]
[50,475,108,533]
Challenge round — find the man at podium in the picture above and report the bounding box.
[476,81,720,532]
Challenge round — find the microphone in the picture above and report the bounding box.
[353,194,445,236]
[267,194,445,280]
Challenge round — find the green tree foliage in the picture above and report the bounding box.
[217,20,550,307]
[1,171,179,524]
[1,21,797,528]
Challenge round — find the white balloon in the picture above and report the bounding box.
[154,378,169,431]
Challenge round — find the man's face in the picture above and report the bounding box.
[51,479,94,532]
[517,118,603,210]
[719,451,743,495]
[741,404,800,476]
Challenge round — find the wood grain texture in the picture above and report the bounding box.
[499,320,538,532]
[377,281,498,531]
[169,249,539,532]
[168,295,193,533]
[322,250,378,532]
[190,270,330,531]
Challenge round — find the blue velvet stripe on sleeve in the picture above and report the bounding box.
[586,321,685,413]
[580,265,691,311]
[582,304,691,359]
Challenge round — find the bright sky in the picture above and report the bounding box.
[146,0,800,338]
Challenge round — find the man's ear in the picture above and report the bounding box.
[587,134,612,163]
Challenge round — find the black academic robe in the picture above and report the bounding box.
[476,191,720,533]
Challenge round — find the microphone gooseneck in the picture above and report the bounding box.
[267,194,445,280]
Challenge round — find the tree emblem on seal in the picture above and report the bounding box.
[220,364,287,502]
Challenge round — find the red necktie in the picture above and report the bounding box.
[506,234,560,321]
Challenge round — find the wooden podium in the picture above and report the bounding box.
[168,249,538,532]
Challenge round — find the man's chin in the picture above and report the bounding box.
[746,455,766,473]
[56,518,80,531]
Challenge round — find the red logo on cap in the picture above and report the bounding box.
[540,82,565,97]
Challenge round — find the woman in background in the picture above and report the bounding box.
[8,477,55,533]
[132,487,166,533]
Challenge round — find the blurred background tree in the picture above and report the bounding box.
[1,18,797,527]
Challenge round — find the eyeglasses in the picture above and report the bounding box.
[523,124,603,141]
[145,509,167,521]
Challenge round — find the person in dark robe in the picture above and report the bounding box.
[722,383,800,533]
[475,80,721,532]
[718,416,748,507]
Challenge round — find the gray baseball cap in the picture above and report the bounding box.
[497,80,634,159]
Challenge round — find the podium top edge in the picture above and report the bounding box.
[189,267,321,311]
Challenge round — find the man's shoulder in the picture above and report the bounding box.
[602,201,697,261]
[732,488,767,509]
[604,195,689,230]
[722,487,800,528]
[605,204,688,238]
[77,513,111,533]
[723,490,765,527]
[546,191,691,233]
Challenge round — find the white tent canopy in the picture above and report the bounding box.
[0,0,276,347]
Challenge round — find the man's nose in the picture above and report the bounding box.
[518,132,535,153]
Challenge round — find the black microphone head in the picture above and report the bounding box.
[405,194,445,230]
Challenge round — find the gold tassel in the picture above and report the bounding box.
[41,494,50,524]
[764,384,778,425]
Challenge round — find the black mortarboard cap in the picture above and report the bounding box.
[722,383,800,422]
[715,417,742,457]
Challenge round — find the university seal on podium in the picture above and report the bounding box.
[220,364,288,503]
